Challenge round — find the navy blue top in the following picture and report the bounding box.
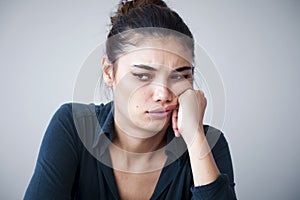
[24,102,237,199]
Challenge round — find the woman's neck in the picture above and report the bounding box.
[113,123,167,153]
[109,123,168,173]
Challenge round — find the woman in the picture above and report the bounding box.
[24,0,237,199]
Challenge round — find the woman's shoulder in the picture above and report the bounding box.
[45,102,114,154]
[47,102,113,142]
[54,101,113,119]
[203,124,229,152]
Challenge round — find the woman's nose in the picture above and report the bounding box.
[152,84,173,103]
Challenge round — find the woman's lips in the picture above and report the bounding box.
[147,110,172,119]
[147,105,177,119]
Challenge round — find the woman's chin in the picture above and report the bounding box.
[135,118,171,137]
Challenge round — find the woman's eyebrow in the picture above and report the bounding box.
[171,66,194,72]
[132,65,194,72]
[132,64,157,71]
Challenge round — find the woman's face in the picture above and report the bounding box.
[109,37,193,138]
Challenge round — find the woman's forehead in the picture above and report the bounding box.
[137,36,191,56]
[117,47,192,70]
[117,38,193,65]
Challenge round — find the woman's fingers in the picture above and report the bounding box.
[172,109,181,137]
[172,89,206,138]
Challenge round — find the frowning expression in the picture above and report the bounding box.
[108,38,194,138]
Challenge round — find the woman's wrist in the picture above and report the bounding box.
[187,128,220,186]
[187,127,208,156]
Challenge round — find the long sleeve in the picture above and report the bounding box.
[190,127,237,200]
[24,104,81,200]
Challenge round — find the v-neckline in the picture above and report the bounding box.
[97,148,179,200]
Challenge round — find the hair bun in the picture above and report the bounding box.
[111,0,168,25]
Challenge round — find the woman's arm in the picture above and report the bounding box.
[172,90,237,199]
[24,104,81,200]
[188,128,237,199]
[187,129,220,186]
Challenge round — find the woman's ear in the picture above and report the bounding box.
[101,55,114,87]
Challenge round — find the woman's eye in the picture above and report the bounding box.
[170,74,189,80]
[132,73,152,81]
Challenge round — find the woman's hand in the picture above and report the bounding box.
[172,89,207,144]
[172,90,221,186]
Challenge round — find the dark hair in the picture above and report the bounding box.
[106,0,194,63]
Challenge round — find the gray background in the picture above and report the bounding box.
[1,0,299,199]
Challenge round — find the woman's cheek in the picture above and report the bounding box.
[169,79,193,96]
